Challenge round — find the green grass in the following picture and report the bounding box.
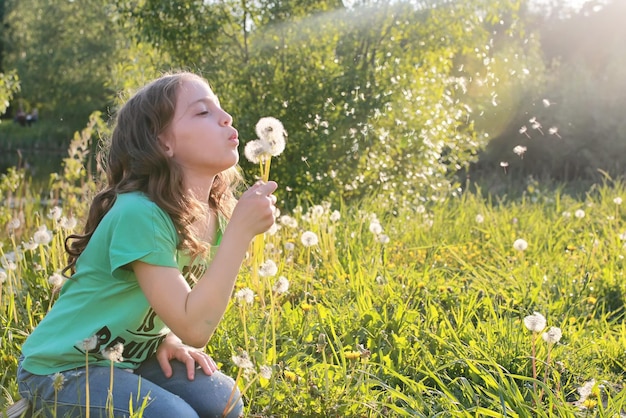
[1,129,626,416]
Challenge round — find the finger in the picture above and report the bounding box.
[185,355,197,380]
[195,353,217,376]
[251,180,277,196]
[156,353,173,378]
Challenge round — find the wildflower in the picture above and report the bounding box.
[575,379,598,409]
[82,335,99,352]
[279,215,298,228]
[344,351,361,360]
[258,260,278,277]
[272,276,289,294]
[33,226,53,245]
[48,206,63,221]
[59,216,77,230]
[1,254,17,271]
[0,269,6,284]
[300,302,313,312]
[542,326,562,344]
[513,145,527,158]
[284,242,295,252]
[48,272,65,288]
[475,214,484,223]
[513,238,528,252]
[574,209,585,219]
[51,372,66,392]
[283,370,298,382]
[562,211,571,218]
[259,365,273,380]
[377,234,390,244]
[369,221,383,235]
[255,116,287,157]
[22,240,38,251]
[330,210,341,222]
[234,288,255,305]
[102,343,124,363]
[523,312,547,333]
[7,218,21,232]
[232,351,254,369]
[301,231,319,247]
[244,140,269,164]
[614,197,623,205]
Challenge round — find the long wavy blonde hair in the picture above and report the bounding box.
[64,72,243,273]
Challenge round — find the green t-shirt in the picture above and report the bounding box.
[21,192,218,375]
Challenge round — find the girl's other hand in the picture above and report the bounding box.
[156,334,218,380]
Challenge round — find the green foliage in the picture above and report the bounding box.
[0,70,19,115]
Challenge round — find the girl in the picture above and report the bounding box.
[17,72,278,417]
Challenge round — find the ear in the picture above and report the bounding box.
[158,134,175,157]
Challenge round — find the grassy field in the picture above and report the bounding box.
[1,129,626,416]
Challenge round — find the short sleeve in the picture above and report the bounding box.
[107,194,179,278]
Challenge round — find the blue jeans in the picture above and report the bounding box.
[17,356,243,417]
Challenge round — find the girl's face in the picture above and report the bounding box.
[159,77,239,179]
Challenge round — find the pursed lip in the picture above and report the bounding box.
[229,129,239,145]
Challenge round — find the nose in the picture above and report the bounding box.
[221,111,232,127]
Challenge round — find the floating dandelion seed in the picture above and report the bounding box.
[519,125,530,138]
[234,287,255,305]
[542,326,562,344]
[258,260,278,277]
[542,98,552,107]
[272,276,289,294]
[500,161,509,174]
[548,126,562,138]
[301,231,319,247]
[513,238,528,251]
[523,312,547,333]
[529,117,544,135]
[513,145,527,158]
[575,209,585,219]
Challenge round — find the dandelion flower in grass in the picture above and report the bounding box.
[377,234,390,244]
[475,214,484,223]
[0,269,7,284]
[279,215,298,228]
[258,259,278,277]
[102,343,124,363]
[33,226,53,245]
[48,272,65,288]
[234,287,255,305]
[575,209,585,219]
[272,276,289,294]
[51,372,66,392]
[232,351,254,370]
[82,335,98,352]
[59,216,77,230]
[7,218,21,232]
[255,117,287,157]
[301,231,319,247]
[283,370,298,382]
[259,365,273,380]
[614,197,623,205]
[284,242,295,252]
[48,206,62,221]
[369,221,383,235]
[330,210,341,222]
[523,312,547,333]
[562,211,571,218]
[513,238,528,252]
[542,326,562,344]
[22,240,38,251]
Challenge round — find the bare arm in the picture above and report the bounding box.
[133,181,277,348]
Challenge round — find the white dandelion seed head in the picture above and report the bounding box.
[519,126,527,134]
[259,365,273,379]
[51,372,66,391]
[272,276,290,294]
[244,139,270,164]
[284,242,295,252]
[369,221,383,235]
[82,335,99,351]
[258,259,278,277]
[7,218,21,232]
[542,326,562,344]
[102,343,124,363]
[542,99,551,107]
[562,211,571,218]
[0,269,7,284]
[22,240,38,251]
[548,127,559,135]
[59,216,78,230]
[279,215,298,228]
[577,379,596,401]
[614,197,622,205]
[33,226,53,245]
[475,214,485,223]
[232,351,254,369]
[513,238,528,252]
[48,206,63,221]
[301,231,319,247]
[523,312,547,333]
[575,209,585,219]
[500,161,509,168]
[255,117,286,157]
[330,210,341,222]
[377,234,390,244]
[234,287,255,305]
[48,272,65,288]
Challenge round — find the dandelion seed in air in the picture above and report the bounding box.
[523,312,546,333]
[542,98,552,107]
[500,161,509,174]
[513,238,528,252]
[529,117,544,135]
[548,126,562,138]
[519,126,531,138]
[513,145,527,158]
